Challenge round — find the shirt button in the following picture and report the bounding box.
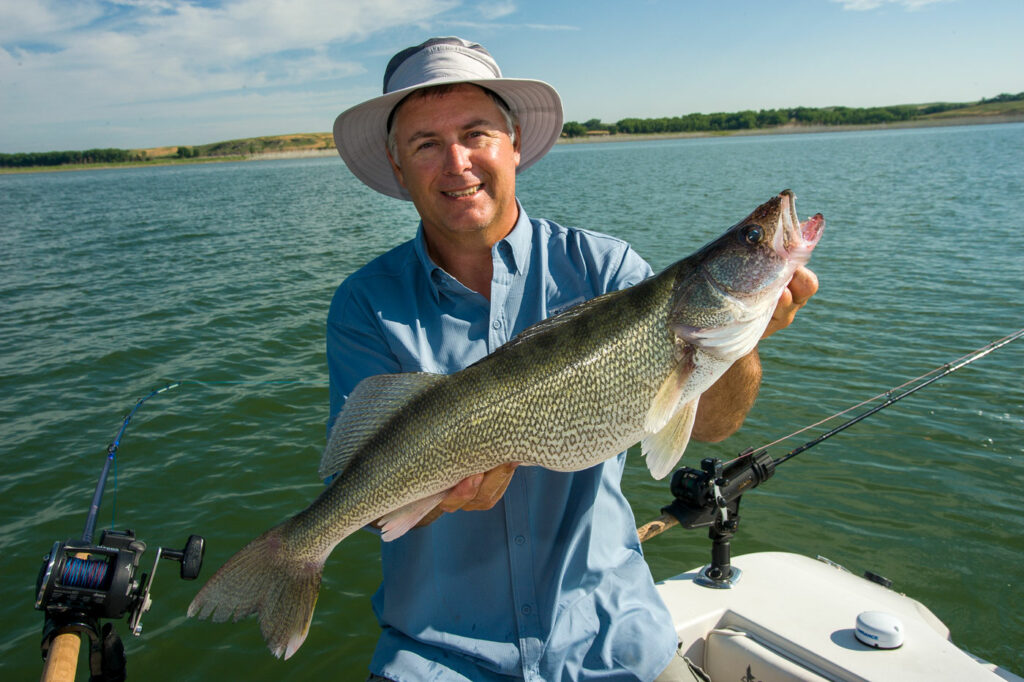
[521,604,532,615]
[514,535,526,545]
[491,319,502,329]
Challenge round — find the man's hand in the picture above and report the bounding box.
[414,462,520,528]
[762,266,818,339]
[439,462,519,512]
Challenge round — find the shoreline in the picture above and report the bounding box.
[4,114,1022,174]
[554,113,1024,144]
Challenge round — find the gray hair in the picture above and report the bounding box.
[386,84,518,166]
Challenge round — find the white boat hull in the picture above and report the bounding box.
[656,552,1021,681]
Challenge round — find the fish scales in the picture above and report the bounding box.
[296,268,679,547]
[188,190,825,659]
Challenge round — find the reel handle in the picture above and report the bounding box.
[159,535,205,581]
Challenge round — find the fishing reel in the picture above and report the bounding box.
[36,529,205,680]
[662,450,776,588]
[36,529,205,627]
[36,529,204,681]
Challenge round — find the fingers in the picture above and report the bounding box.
[437,473,485,513]
[789,266,819,305]
[463,462,519,511]
[437,463,519,514]
[762,266,818,339]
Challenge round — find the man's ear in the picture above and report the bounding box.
[386,148,406,189]
[513,125,522,168]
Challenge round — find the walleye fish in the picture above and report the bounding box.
[188,190,824,658]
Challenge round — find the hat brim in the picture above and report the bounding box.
[333,78,563,200]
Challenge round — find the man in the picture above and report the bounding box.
[329,37,818,681]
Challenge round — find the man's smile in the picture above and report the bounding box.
[442,184,484,198]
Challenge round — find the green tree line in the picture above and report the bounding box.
[562,92,1024,137]
[0,148,146,168]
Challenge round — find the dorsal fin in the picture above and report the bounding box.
[319,372,446,479]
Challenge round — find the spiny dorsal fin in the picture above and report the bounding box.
[476,288,622,364]
[319,372,445,479]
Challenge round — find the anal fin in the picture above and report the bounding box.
[378,491,449,541]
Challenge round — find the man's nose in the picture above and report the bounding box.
[442,143,472,174]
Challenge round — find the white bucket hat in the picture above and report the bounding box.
[333,36,563,201]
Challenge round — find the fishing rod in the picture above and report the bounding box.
[83,382,183,544]
[35,377,325,681]
[637,328,1024,588]
[36,382,204,682]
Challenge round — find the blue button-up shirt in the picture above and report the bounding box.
[326,202,677,681]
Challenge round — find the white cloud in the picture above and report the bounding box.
[0,2,98,42]
[476,0,517,21]
[0,0,458,149]
[831,0,953,10]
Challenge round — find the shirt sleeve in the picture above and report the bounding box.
[607,245,654,293]
[326,280,402,436]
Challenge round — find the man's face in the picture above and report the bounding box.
[387,84,521,246]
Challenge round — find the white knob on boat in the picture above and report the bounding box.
[854,611,904,649]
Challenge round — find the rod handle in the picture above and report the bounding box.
[637,513,679,543]
[40,631,80,682]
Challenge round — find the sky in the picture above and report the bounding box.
[1,0,1021,153]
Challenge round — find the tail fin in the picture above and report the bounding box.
[187,520,323,659]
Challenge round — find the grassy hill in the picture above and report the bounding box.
[919,96,1024,119]
[137,132,335,161]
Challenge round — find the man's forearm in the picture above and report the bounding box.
[691,347,762,442]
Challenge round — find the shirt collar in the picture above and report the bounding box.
[500,199,533,275]
[413,199,533,301]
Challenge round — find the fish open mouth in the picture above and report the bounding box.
[780,190,825,256]
[800,213,825,245]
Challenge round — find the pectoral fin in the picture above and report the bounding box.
[641,398,698,480]
[644,352,694,434]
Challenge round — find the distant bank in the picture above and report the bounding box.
[3,100,1023,174]
[556,113,1024,144]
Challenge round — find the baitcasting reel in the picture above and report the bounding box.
[36,528,205,681]
[36,529,205,631]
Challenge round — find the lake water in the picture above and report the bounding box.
[2,123,1022,679]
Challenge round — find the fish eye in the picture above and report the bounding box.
[741,224,764,245]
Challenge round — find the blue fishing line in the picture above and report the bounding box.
[62,556,109,589]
